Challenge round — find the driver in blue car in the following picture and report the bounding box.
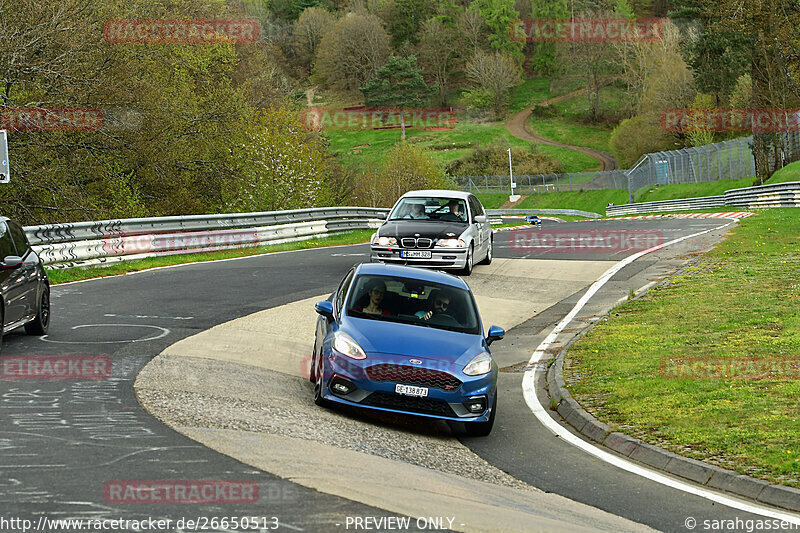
[415,289,451,321]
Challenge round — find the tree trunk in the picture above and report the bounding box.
[400,111,406,140]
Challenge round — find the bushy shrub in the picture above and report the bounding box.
[445,144,563,176]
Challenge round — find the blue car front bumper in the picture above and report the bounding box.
[319,351,497,423]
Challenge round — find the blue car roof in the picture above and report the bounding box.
[354,263,470,291]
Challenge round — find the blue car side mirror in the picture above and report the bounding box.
[486,325,504,345]
[315,301,334,321]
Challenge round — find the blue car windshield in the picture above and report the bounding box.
[346,274,481,335]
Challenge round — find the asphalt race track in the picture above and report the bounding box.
[1,218,796,532]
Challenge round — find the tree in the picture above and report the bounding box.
[314,12,391,91]
[558,6,619,122]
[360,56,434,140]
[417,19,463,106]
[472,0,524,61]
[711,0,800,180]
[528,0,569,76]
[224,107,330,212]
[610,113,675,167]
[353,143,451,207]
[616,18,691,116]
[457,6,486,53]
[668,0,752,104]
[293,7,335,73]
[465,50,521,112]
[386,0,434,48]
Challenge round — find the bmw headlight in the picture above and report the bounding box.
[373,236,398,246]
[436,238,466,248]
[463,352,493,376]
[333,331,367,360]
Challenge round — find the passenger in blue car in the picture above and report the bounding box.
[354,279,392,316]
[415,289,451,321]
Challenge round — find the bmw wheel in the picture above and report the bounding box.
[25,286,50,335]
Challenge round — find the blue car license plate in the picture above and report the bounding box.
[395,384,428,397]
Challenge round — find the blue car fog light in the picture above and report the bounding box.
[464,395,487,413]
[331,377,356,396]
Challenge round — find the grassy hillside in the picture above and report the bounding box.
[476,190,627,214]
[527,84,626,152]
[765,160,800,184]
[634,176,756,202]
[508,77,584,112]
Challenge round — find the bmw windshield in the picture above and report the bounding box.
[388,197,468,223]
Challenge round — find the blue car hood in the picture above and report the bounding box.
[343,317,483,365]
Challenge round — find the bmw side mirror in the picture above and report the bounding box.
[486,325,504,345]
[2,255,23,269]
[474,215,487,224]
[377,212,387,220]
[315,301,335,321]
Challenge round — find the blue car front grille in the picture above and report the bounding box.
[366,364,462,391]
[361,392,457,417]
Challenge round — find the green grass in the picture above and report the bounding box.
[508,77,585,112]
[634,176,757,202]
[527,84,626,152]
[476,189,627,214]
[765,160,800,184]
[565,209,800,487]
[47,229,374,284]
[537,144,601,173]
[326,121,535,168]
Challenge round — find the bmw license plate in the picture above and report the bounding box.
[395,384,428,397]
[400,250,432,259]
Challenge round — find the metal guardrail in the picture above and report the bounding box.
[457,132,800,197]
[606,181,800,216]
[24,207,389,268]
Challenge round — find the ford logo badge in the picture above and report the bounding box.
[409,359,422,365]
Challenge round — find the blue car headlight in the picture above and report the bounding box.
[463,352,493,376]
[333,331,367,360]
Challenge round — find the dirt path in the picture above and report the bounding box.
[506,88,619,171]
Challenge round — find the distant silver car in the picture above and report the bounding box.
[370,190,492,275]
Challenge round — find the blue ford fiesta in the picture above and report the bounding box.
[311,263,504,436]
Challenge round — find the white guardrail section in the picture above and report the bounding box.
[24,207,389,269]
[606,181,800,216]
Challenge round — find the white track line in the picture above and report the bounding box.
[521,220,800,523]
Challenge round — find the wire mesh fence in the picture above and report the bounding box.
[456,131,800,196]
